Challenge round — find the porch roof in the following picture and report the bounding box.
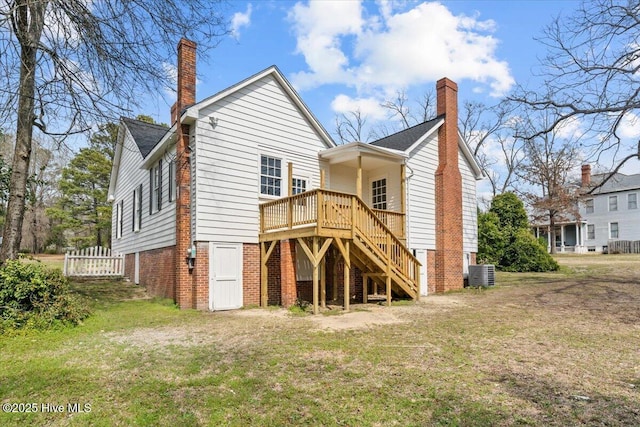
[319,141,407,168]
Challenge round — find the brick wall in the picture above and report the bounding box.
[434,78,464,292]
[243,243,260,306]
[122,246,177,299]
[427,249,436,295]
[266,241,282,305]
[191,242,209,310]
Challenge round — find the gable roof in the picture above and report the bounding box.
[370,116,443,151]
[121,117,169,158]
[589,172,640,195]
[370,115,483,179]
[142,65,336,167]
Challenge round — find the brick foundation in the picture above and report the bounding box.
[280,240,297,307]
[122,246,177,299]
[243,243,260,306]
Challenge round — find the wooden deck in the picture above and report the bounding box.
[259,189,420,313]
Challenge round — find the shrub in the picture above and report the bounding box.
[501,229,559,272]
[0,260,91,332]
[477,211,506,265]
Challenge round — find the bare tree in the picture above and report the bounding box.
[516,109,582,254]
[0,1,229,261]
[335,109,368,144]
[459,100,523,198]
[510,0,640,184]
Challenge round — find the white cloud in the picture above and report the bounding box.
[288,1,514,97]
[331,94,388,120]
[617,111,640,139]
[231,4,253,38]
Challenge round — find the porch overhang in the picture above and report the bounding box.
[319,141,407,168]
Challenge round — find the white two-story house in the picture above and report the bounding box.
[107,39,483,312]
[580,164,640,252]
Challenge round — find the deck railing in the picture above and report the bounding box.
[260,189,418,291]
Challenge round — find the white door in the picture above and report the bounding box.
[209,243,243,311]
[415,249,428,297]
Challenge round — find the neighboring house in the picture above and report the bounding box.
[532,164,640,253]
[108,39,483,312]
[580,164,640,252]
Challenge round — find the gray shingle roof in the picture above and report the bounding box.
[370,115,443,151]
[590,172,640,194]
[121,117,169,158]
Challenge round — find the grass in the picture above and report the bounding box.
[1,254,639,426]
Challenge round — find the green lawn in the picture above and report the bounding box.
[1,255,639,426]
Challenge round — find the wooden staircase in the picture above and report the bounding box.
[260,189,421,302]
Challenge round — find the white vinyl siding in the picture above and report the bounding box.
[116,200,123,239]
[406,133,438,249]
[580,188,640,251]
[111,125,176,254]
[194,74,329,243]
[459,150,479,254]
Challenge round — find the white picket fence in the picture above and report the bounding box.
[63,246,124,277]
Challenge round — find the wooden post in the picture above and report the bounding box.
[343,240,350,311]
[312,237,319,314]
[320,257,326,308]
[386,275,392,307]
[356,155,362,199]
[320,169,325,189]
[288,162,293,196]
[363,274,368,304]
[260,241,277,307]
[260,242,268,307]
[332,252,339,301]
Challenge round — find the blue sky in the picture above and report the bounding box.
[142,0,639,177]
[147,1,580,128]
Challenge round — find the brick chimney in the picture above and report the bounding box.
[175,38,197,309]
[171,38,197,125]
[581,164,591,187]
[434,78,463,293]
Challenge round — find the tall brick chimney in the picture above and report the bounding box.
[171,38,197,125]
[175,38,197,309]
[434,78,463,292]
[581,164,591,187]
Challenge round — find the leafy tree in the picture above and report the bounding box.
[0,1,228,262]
[479,192,558,272]
[46,126,115,249]
[488,192,529,231]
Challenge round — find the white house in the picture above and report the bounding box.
[533,164,640,253]
[107,39,483,312]
[580,165,640,252]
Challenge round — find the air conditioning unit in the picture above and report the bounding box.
[468,265,495,287]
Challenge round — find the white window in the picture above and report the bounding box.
[585,198,594,214]
[150,160,162,214]
[132,184,142,232]
[628,193,637,210]
[168,160,176,202]
[609,195,617,212]
[587,224,595,240]
[610,222,619,239]
[260,155,282,196]
[116,200,123,239]
[371,178,387,210]
[292,177,306,195]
